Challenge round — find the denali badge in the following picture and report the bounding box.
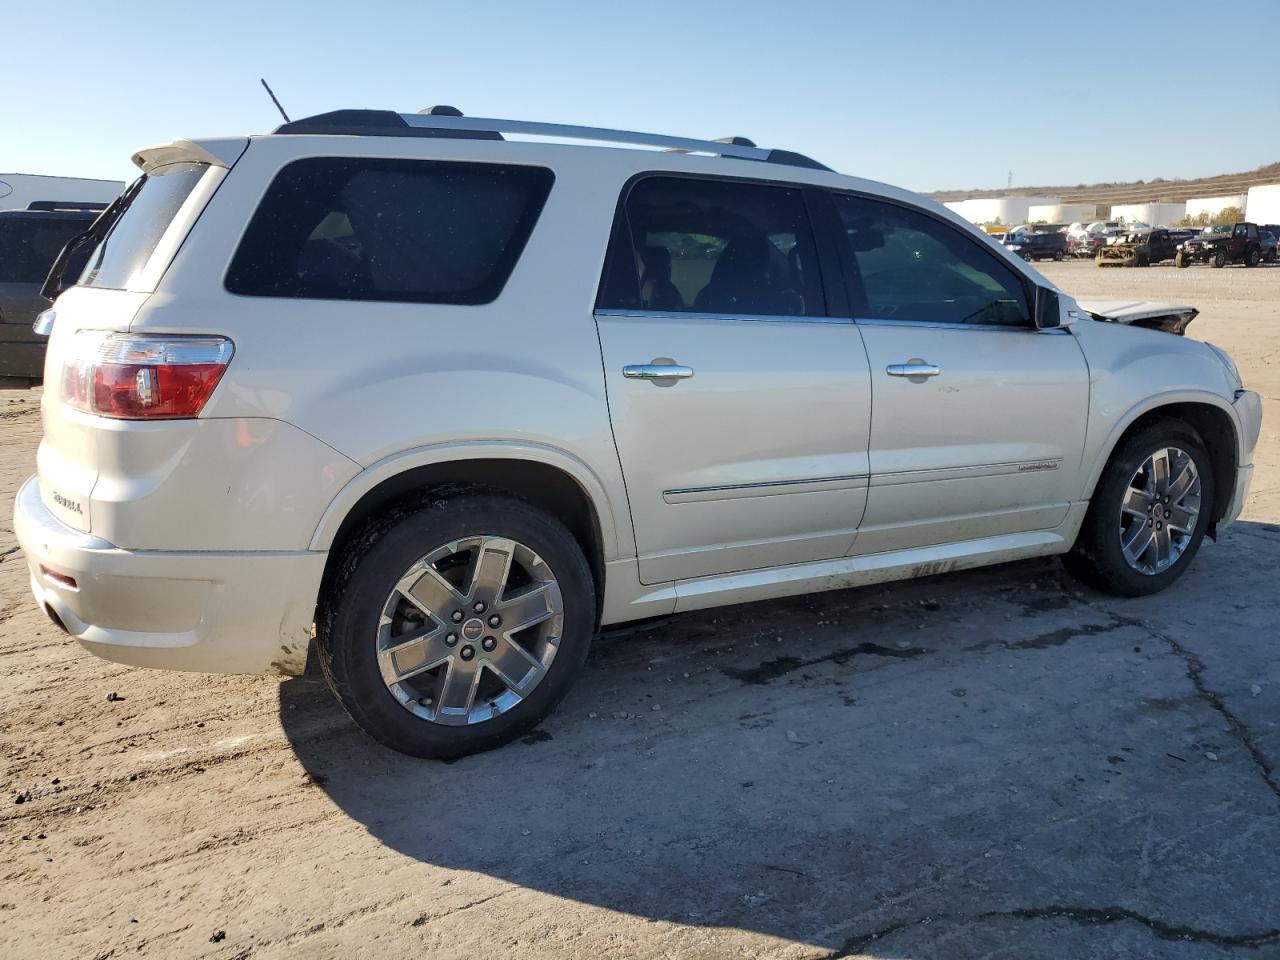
[52,492,83,514]
[1017,461,1059,473]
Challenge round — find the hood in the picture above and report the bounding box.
[1077,299,1198,335]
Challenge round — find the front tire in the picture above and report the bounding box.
[317,494,595,759]
[1063,419,1214,597]
[1212,249,1227,268]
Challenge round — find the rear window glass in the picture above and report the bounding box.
[0,216,91,284]
[81,162,208,289]
[225,158,555,305]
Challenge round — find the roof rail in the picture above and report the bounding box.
[272,109,830,171]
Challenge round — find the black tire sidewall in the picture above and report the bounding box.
[1069,421,1215,597]
[318,494,595,759]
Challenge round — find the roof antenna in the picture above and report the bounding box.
[260,78,291,123]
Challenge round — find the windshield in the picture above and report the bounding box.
[1201,224,1230,237]
[0,216,92,284]
[80,162,209,289]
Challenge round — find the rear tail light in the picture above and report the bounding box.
[61,332,234,419]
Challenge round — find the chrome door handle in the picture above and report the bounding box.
[623,363,694,381]
[886,361,940,379]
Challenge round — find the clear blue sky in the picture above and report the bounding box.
[3,0,1276,192]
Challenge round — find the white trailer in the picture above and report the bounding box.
[0,173,124,212]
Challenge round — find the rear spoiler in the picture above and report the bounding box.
[1076,299,1199,335]
[131,137,248,173]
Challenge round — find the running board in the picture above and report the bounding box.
[671,530,1067,614]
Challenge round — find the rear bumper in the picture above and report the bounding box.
[14,475,325,675]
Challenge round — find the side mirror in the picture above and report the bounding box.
[1035,287,1072,330]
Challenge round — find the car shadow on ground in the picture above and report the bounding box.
[279,527,1280,955]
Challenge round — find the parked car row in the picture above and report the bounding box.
[1000,218,1279,269]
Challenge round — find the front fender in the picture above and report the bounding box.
[1073,319,1243,501]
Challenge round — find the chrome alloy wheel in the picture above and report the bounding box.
[1118,446,1202,575]
[377,536,564,725]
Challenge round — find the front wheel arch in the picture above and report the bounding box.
[1085,402,1238,538]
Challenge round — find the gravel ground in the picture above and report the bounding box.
[1,260,1278,959]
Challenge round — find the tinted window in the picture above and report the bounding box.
[82,163,208,289]
[226,158,554,305]
[834,194,1030,326]
[0,216,91,284]
[597,176,824,317]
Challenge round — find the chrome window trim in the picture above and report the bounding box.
[853,316,1045,334]
[594,308,853,325]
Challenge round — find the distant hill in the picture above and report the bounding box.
[928,162,1280,207]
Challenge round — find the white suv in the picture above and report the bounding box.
[15,109,1262,758]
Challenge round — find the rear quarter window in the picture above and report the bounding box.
[81,162,209,290]
[225,158,554,305]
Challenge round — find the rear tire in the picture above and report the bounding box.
[1245,246,1260,267]
[317,493,595,759]
[1053,250,1065,262]
[1063,419,1214,598]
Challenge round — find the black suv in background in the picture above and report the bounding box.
[0,205,102,382]
[1003,230,1067,262]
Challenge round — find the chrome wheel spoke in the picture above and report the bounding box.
[1153,527,1172,568]
[1121,486,1149,519]
[435,658,482,717]
[378,624,448,684]
[1166,503,1196,533]
[1166,460,1197,503]
[403,566,466,619]
[1149,448,1171,493]
[498,582,557,633]
[1122,522,1155,566]
[485,638,546,693]
[469,537,516,601]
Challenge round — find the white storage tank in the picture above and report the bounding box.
[1185,194,1247,220]
[1246,184,1280,224]
[1110,202,1186,227]
[0,173,124,212]
[943,196,1060,226]
[1027,202,1103,224]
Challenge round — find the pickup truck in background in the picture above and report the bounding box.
[1096,228,1179,267]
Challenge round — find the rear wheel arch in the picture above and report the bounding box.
[1088,402,1238,535]
[316,457,612,620]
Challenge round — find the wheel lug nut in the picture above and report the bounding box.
[460,645,475,661]
[1164,510,1171,519]
[445,632,458,647]
[482,636,497,652]
[473,601,486,614]
[1147,519,1153,527]
[488,615,501,628]
[1156,522,1163,530]
[451,610,464,623]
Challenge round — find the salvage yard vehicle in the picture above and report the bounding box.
[1003,230,1067,261]
[1175,222,1264,268]
[1260,230,1277,263]
[13,110,1262,759]
[1096,228,1178,267]
[0,205,101,380]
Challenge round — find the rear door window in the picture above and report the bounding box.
[597,176,825,317]
[81,162,209,289]
[225,158,554,305]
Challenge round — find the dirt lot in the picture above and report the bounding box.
[2,261,1278,959]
